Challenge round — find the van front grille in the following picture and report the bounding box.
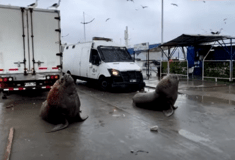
[120,71,143,82]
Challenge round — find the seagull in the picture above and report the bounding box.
[215,28,223,34]
[203,1,206,3]
[210,29,216,34]
[210,28,223,35]
[141,5,148,9]
[223,18,227,24]
[127,0,134,2]
[106,18,110,22]
[48,0,61,9]
[171,3,178,7]
[28,0,38,8]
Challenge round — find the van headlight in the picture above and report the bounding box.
[108,69,120,76]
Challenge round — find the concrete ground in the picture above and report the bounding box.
[0,77,235,160]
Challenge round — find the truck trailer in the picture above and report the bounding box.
[0,5,62,99]
[63,37,145,91]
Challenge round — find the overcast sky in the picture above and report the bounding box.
[2,0,235,46]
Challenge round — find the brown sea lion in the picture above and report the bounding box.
[39,73,88,132]
[132,74,179,117]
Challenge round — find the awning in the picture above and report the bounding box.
[160,34,235,47]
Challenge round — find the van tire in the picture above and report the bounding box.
[99,77,110,91]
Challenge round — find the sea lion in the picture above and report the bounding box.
[132,74,179,117]
[39,73,88,132]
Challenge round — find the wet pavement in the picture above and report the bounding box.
[0,78,235,160]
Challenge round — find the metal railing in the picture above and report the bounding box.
[160,60,188,79]
[202,60,233,82]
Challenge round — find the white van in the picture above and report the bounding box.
[63,37,145,90]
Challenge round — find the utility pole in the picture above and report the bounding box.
[161,0,163,44]
[80,12,95,42]
[83,12,86,41]
[124,26,129,47]
[161,0,164,61]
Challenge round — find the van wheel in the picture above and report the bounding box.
[99,77,110,91]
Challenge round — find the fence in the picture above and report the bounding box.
[202,60,233,82]
[160,60,188,79]
[136,60,159,79]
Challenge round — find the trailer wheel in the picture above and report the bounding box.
[99,77,110,91]
[2,92,7,99]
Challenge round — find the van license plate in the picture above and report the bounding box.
[130,79,136,82]
[25,82,36,87]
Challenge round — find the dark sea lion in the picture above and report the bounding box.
[132,75,179,117]
[39,73,88,132]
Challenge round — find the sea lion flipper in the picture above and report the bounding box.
[47,119,69,133]
[76,112,88,122]
[172,106,178,110]
[162,106,174,117]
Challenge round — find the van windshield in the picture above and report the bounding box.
[97,46,133,62]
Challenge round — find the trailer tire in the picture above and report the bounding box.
[2,92,7,99]
[99,77,110,91]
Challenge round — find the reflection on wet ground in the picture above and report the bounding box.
[0,80,235,159]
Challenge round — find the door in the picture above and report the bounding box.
[79,43,92,77]
[80,48,90,77]
[0,6,28,74]
[88,49,101,79]
[26,9,61,73]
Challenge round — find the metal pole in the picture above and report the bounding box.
[161,0,163,61]
[161,0,163,44]
[168,47,170,74]
[83,12,86,42]
[230,38,233,81]
[148,49,150,80]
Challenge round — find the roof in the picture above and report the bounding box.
[160,34,235,47]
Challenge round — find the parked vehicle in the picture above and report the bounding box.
[0,5,62,98]
[63,37,145,91]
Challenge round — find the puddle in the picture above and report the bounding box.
[185,94,235,106]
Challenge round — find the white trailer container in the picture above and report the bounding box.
[0,5,62,98]
[63,37,145,91]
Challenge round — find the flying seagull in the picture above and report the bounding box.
[223,18,227,24]
[203,1,206,3]
[48,0,61,9]
[216,28,223,34]
[106,18,110,22]
[171,3,178,7]
[141,5,148,9]
[28,0,38,8]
